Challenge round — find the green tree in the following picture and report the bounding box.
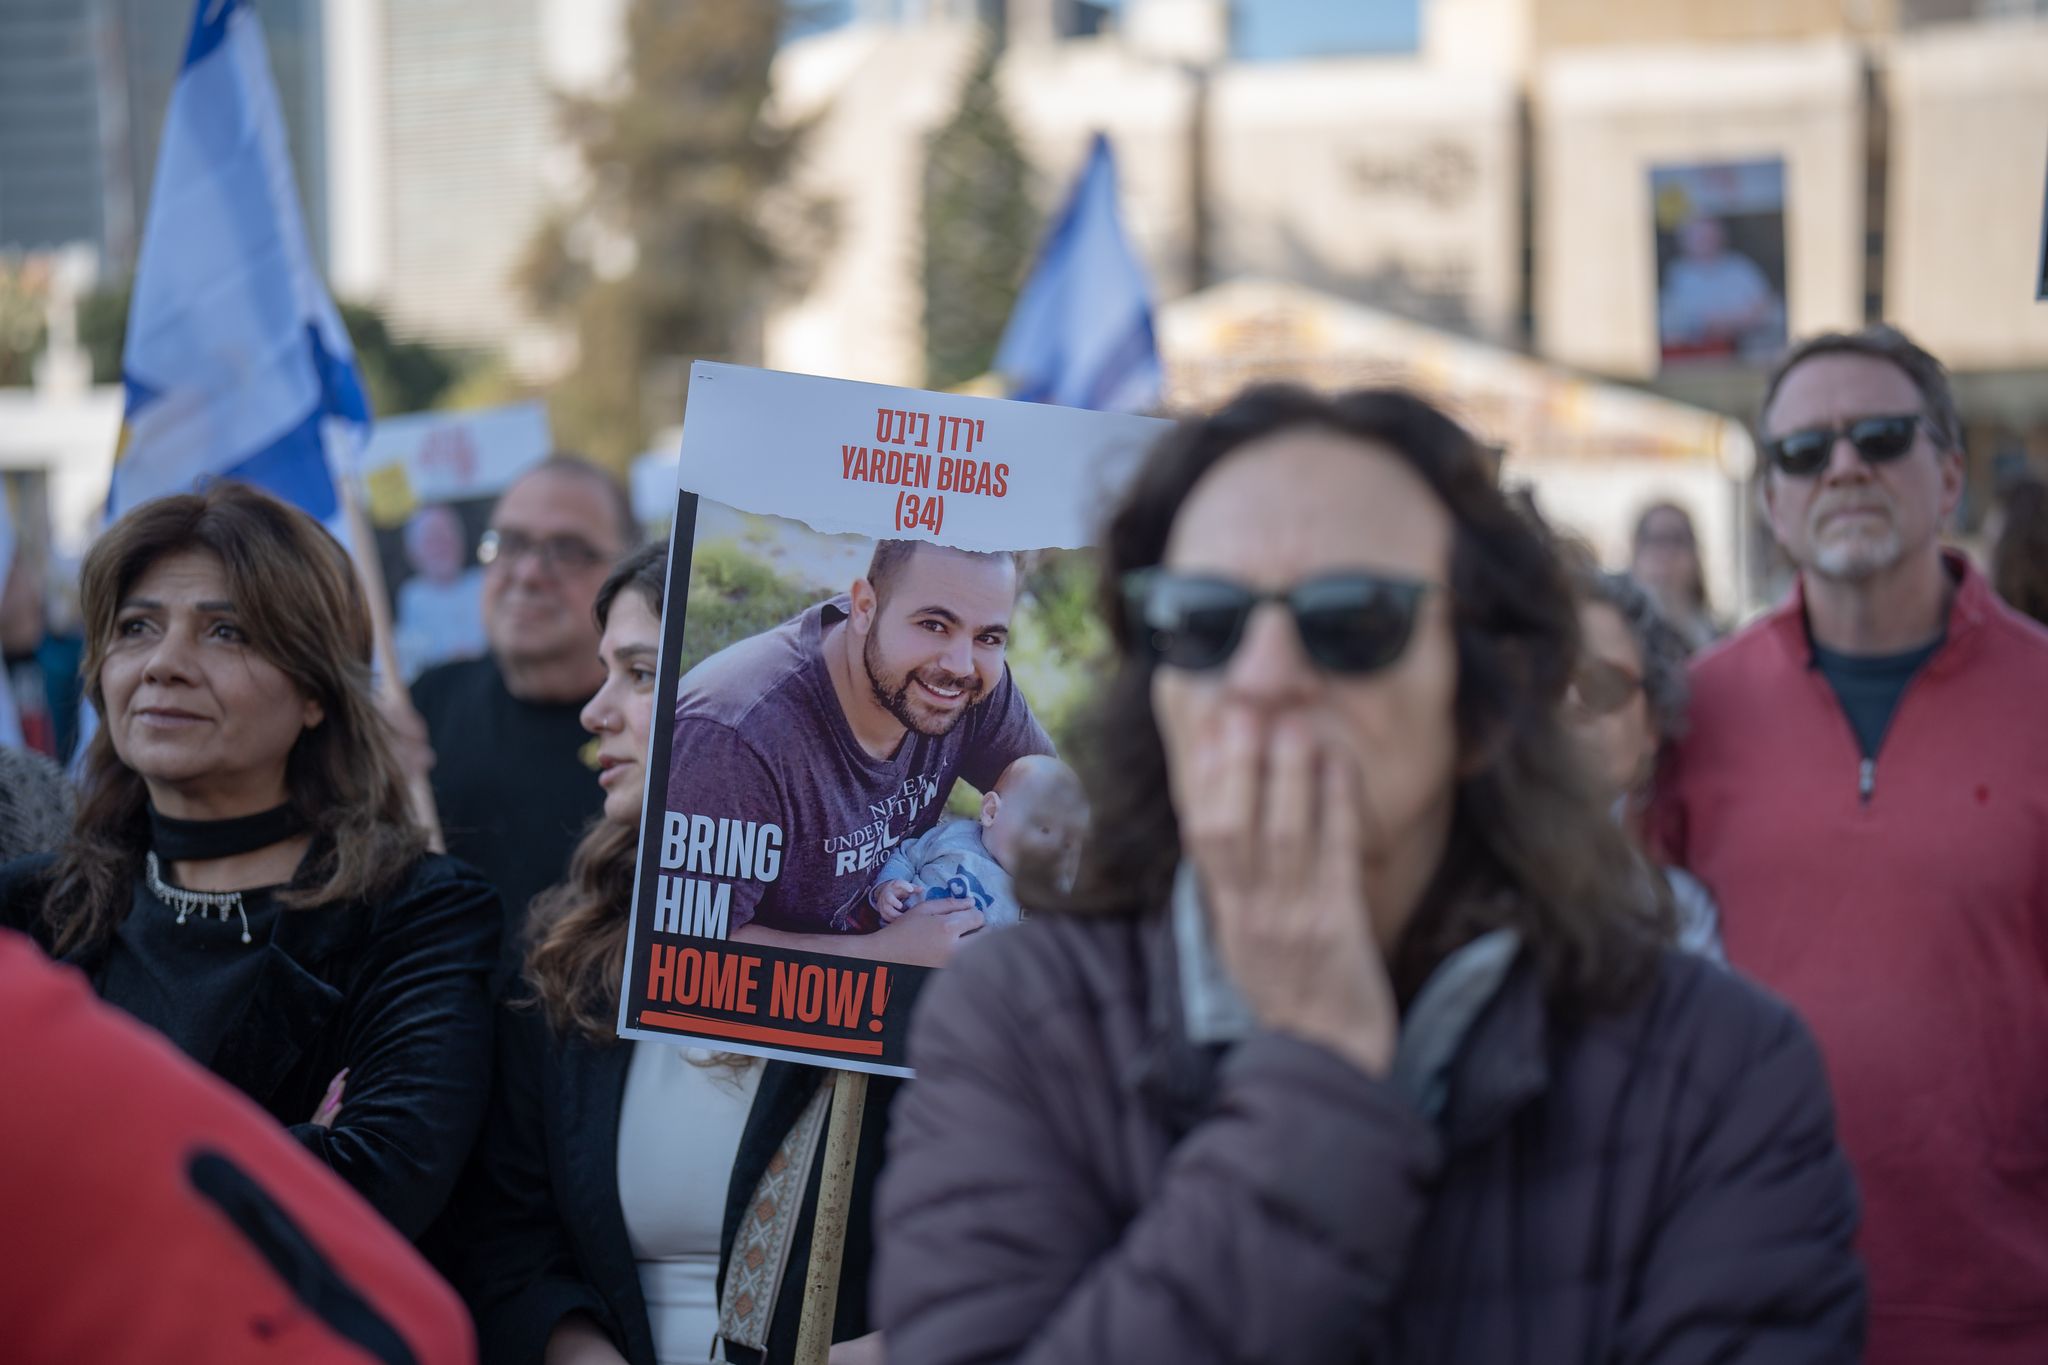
[1005,549,1110,754]
[338,302,471,416]
[78,282,130,383]
[676,540,821,674]
[921,38,1040,391]
[0,265,46,388]
[68,281,469,416]
[523,0,824,468]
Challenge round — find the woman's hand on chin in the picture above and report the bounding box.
[1183,710,1398,1078]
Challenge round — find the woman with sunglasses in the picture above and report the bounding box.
[875,386,1861,1361]
[1565,569,1722,961]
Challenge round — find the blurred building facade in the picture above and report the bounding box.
[0,0,326,563]
[0,0,328,270]
[0,0,603,352]
[0,0,596,558]
[1517,0,2048,536]
[325,0,621,361]
[0,1,106,254]
[8,0,2048,594]
[761,0,2048,604]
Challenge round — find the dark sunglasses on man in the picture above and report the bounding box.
[1762,413,1926,479]
[477,528,607,575]
[1122,567,1435,674]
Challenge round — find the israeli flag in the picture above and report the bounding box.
[111,0,368,523]
[995,133,1163,414]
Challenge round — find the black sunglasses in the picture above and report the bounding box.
[1763,413,1924,479]
[1122,568,1435,674]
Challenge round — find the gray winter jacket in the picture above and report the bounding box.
[876,908,1863,1364]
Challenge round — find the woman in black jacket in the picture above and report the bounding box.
[0,483,498,1239]
[459,544,889,1365]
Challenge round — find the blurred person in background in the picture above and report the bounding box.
[459,545,890,1365]
[0,483,500,1241]
[2,544,86,762]
[401,455,635,980]
[879,386,1861,1363]
[1652,325,2048,1365]
[0,745,72,864]
[1628,500,1720,651]
[1566,569,1721,960]
[1658,214,1783,364]
[0,929,473,1365]
[1990,475,2048,627]
[394,502,489,681]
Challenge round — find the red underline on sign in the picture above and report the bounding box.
[639,1010,887,1056]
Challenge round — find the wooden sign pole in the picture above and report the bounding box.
[793,1069,871,1365]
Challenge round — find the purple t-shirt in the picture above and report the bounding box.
[663,597,1053,935]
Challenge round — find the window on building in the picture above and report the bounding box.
[1233,0,1420,60]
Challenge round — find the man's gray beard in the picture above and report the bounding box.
[1808,523,1904,583]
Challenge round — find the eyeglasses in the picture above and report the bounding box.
[1122,568,1435,675]
[478,528,607,575]
[1763,414,1925,479]
[1568,658,1643,716]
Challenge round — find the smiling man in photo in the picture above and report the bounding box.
[663,538,1053,967]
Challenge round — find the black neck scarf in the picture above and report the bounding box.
[148,803,307,862]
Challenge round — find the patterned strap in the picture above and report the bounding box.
[716,1076,834,1352]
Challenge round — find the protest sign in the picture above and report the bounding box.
[618,362,1166,1076]
[1651,158,1788,369]
[2037,147,2048,300]
[353,402,551,680]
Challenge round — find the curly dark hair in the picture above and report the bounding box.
[523,541,667,1043]
[1069,385,1670,1011]
[1993,477,2048,629]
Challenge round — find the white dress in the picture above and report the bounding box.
[616,1044,764,1365]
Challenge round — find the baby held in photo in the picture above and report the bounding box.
[863,754,1086,931]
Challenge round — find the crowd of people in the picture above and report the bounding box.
[3,321,2047,1365]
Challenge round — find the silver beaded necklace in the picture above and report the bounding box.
[145,851,255,945]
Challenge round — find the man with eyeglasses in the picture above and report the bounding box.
[404,456,636,975]
[1649,324,2048,1365]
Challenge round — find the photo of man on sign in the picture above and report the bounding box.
[619,361,1165,1075]
[660,535,1076,968]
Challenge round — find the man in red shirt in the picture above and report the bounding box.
[1651,324,2048,1364]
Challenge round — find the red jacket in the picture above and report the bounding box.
[1650,551,2048,1364]
[0,930,474,1365]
